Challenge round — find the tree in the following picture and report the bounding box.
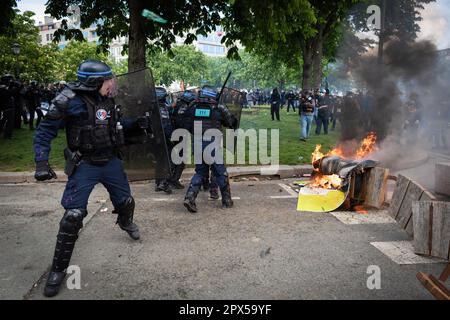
[55,41,111,81]
[0,10,59,82]
[349,0,435,62]
[45,0,227,72]
[0,0,17,35]
[148,45,208,86]
[223,0,360,90]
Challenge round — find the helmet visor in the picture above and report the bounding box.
[99,76,118,98]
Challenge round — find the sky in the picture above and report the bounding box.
[16,0,450,50]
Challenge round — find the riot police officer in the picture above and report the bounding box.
[168,90,198,189]
[33,60,147,297]
[0,74,16,139]
[23,80,44,130]
[154,86,173,194]
[181,86,238,213]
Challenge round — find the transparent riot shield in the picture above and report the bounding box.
[115,68,171,181]
[219,87,245,155]
[219,87,245,128]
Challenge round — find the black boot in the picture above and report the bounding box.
[209,186,219,200]
[169,164,185,189]
[184,184,200,213]
[155,180,172,194]
[44,209,86,297]
[220,181,234,209]
[114,197,140,240]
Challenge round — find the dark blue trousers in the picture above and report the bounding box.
[191,162,228,192]
[61,157,131,210]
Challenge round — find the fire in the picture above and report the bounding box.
[355,132,377,159]
[354,205,368,214]
[308,132,378,190]
[312,145,325,165]
[310,174,342,189]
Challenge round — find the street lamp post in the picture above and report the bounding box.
[11,43,20,78]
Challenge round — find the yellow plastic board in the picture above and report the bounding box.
[297,186,347,213]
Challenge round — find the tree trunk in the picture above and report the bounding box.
[312,36,323,90]
[302,45,313,91]
[128,0,146,72]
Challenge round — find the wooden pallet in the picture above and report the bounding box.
[417,262,450,300]
[389,174,436,237]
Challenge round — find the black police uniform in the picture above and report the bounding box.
[33,60,144,298]
[0,75,16,139]
[180,86,237,213]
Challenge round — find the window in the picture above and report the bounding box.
[200,44,225,54]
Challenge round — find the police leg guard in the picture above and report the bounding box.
[169,164,185,189]
[114,197,140,240]
[44,208,86,298]
[220,178,234,209]
[209,186,219,200]
[184,184,200,213]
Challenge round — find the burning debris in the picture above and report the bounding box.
[309,132,378,190]
[297,132,385,213]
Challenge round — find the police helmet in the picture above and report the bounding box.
[155,86,168,102]
[198,85,218,101]
[76,59,113,88]
[181,90,196,103]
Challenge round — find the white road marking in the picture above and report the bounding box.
[370,241,447,265]
[331,210,396,225]
[270,195,297,199]
[278,183,298,197]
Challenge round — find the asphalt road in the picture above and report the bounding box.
[0,175,447,300]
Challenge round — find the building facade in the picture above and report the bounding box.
[37,16,127,63]
[38,16,228,61]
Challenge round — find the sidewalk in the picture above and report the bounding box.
[0,148,431,184]
[0,165,313,184]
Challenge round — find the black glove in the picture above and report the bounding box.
[35,161,57,181]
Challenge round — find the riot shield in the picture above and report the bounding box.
[219,87,245,155]
[219,87,245,128]
[115,68,171,181]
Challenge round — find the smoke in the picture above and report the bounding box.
[333,32,450,175]
[355,38,438,140]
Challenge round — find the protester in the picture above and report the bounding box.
[270,88,281,121]
[299,91,315,141]
[286,90,296,113]
[315,89,331,135]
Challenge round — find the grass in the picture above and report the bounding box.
[0,107,340,171]
[239,105,340,165]
[0,122,67,172]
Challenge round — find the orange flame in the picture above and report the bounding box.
[310,174,342,189]
[308,132,378,190]
[355,132,377,159]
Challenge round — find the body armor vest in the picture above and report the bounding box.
[66,94,122,164]
[193,99,221,133]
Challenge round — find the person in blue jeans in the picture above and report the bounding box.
[300,92,315,141]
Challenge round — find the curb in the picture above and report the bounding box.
[0,165,313,184]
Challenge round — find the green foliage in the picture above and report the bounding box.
[148,45,208,86]
[0,0,17,34]
[350,0,436,41]
[55,41,110,82]
[45,0,228,67]
[0,10,59,82]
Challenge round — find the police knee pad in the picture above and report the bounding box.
[115,197,135,216]
[60,208,86,234]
